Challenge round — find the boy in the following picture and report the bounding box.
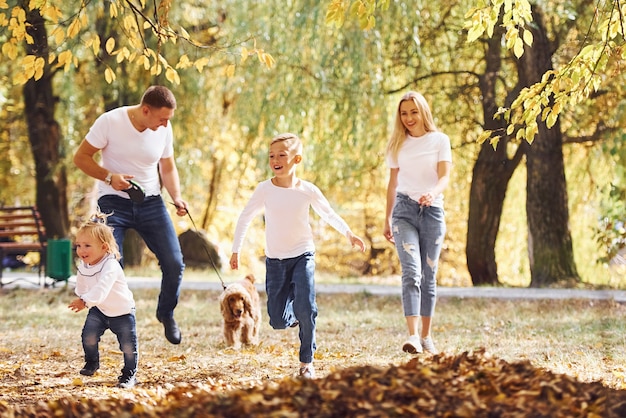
[230,133,365,379]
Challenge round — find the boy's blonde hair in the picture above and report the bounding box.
[77,212,120,260]
[386,91,438,165]
[270,132,303,156]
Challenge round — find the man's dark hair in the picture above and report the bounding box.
[141,86,177,109]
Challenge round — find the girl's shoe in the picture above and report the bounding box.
[79,362,99,376]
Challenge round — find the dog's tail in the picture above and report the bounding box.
[245,274,256,284]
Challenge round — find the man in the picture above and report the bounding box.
[74,85,187,345]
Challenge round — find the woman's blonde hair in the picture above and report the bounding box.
[77,211,120,260]
[386,91,438,164]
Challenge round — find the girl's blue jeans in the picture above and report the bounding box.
[391,193,446,318]
[265,252,317,363]
[98,195,185,320]
[82,307,138,374]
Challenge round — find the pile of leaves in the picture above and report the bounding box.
[2,349,625,417]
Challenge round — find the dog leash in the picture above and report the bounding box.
[123,181,227,290]
[169,202,227,290]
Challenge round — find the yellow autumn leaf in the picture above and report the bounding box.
[105,37,115,54]
[52,27,64,45]
[67,18,81,39]
[261,52,275,69]
[513,37,524,58]
[225,64,235,77]
[104,67,115,84]
[488,135,501,149]
[92,36,100,56]
[109,1,118,18]
[523,28,533,46]
[194,57,210,72]
[141,55,150,70]
[476,130,492,145]
[34,57,45,79]
[2,41,17,60]
[175,54,191,69]
[13,72,27,85]
[165,67,180,85]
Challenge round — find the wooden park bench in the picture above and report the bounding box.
[0,206,47,287]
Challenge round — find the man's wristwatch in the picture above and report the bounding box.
[104,172,113,185]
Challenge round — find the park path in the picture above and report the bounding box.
[2,271,626,302]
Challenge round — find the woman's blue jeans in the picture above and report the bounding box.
[392,193,446,318]
[265,252,317,363]
[98,195,185,320]
[82,307,138,374]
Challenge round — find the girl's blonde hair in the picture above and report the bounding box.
[77,212,120,260]
[271,132,303,155]
[386,91,438,164]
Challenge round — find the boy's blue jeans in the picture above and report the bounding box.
[265,252,317,363]
[98,195,185,320]
[391,193,446,318]
[82,307,138,374]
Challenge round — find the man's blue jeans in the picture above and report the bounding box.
[98,195,185,319]
[265,252,317,363]
[391,193,446,318]
[82,307,138,374]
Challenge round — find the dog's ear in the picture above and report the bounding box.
[220,295,234,320]
[242,292,256,319]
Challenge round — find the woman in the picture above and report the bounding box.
[383,91,452,354]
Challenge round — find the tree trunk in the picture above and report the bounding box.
[517,7,579,287]
[466,28,524,285]
[22,3,69,239]
[94,5,147,266]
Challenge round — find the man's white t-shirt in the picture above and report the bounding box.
[85,106,174,198]
[386,132,452,208]
[231,179,351,259]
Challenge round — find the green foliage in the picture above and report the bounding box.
[1,0,625,285]
[0,0,274,86]
[595,183,626,264]
[467,0,626,145]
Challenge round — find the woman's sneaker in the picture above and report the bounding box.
[402,335,423,354]
[421,336,438,354]
[117,372,137,389]
[299,363,315,379]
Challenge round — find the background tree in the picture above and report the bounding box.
[325,0,625,286]
[1,0,624,287]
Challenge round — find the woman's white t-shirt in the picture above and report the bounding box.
[386,132,452,208]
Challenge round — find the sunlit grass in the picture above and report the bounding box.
[1,285,625,409]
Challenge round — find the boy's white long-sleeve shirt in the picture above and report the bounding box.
[74,254,135,317]
[231,179,351,259]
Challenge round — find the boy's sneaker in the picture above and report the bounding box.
[299,363,315,379]
[421,336,438,354]
[117,372,137,389]
[402,335,423,354]
[80,362,99,376]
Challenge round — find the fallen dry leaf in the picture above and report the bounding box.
[2,349,626,417]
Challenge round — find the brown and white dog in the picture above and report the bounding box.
[218,274,262,348]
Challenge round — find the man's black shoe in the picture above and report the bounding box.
[80,362,99,376]
[158,316,181,344]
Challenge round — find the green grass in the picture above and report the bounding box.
[1,285,625,410]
